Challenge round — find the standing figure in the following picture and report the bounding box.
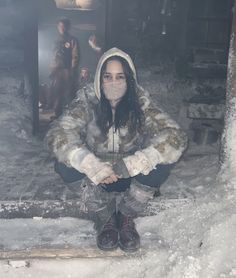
[50,17,79,118]
[46,48,188,252]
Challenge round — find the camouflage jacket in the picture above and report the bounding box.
[46,84,187,164]
[46,48,187,173]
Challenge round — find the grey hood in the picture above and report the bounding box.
[94,47,138,99]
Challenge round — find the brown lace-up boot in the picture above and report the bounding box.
[118,212,140,252]
[96,213,119,251]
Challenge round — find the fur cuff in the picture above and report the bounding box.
[123,146,160,177]
[70,151,114,185]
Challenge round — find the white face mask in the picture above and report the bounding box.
[102,80,127,102]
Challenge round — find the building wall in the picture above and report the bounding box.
[105,0,232,69]
[0,0,24,69]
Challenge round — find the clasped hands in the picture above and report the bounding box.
[70,149,156,186]
[100,163,120,185]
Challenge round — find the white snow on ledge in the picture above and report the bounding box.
[0,190,235,278]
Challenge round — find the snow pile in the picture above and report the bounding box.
[218,31,236,190]
[220,98,236,189]
[0,75,32,154]
[0,74,64,199]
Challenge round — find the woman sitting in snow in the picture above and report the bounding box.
[46,48,188,252]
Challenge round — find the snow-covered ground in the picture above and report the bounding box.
[0,184,235,277]
[0,68,235,277]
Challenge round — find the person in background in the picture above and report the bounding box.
[50,17,79,118]
[46,48,187,252]
[78,33,103,89]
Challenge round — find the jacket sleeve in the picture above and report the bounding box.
[45,92,90,167]
[121,89,188,177]
[45,90,116,185]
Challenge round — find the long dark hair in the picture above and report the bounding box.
[97,55,143,134]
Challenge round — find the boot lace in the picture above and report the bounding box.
[103,214,117,230]
[121,215,135,230]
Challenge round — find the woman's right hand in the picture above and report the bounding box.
[69,150,121,185]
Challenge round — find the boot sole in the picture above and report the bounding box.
[96,239,119,252]
[118,241,140,253]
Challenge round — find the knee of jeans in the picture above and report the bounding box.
[54,160,84,183]
[135,163,174,187]
[129,182,155,203]
[101,178,131,193]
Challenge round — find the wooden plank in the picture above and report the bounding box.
[0,197,193,218]
[0,200,87,218]
[0,247,133,260]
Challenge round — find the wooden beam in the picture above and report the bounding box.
[104,0,113,50]
[220,0,236,163]
[24,0,39,135]
[177,0,190,56]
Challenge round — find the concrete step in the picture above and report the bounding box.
[0,216,166,259]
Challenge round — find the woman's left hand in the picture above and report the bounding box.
[102,173,120,184]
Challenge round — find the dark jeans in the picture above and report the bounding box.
[54,160,174,192]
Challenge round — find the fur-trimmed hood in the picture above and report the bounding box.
[94,47,138,100]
